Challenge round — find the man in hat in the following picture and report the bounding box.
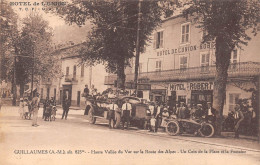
[234,102,244,138]
[107,99,119,128]
[205,102,216,123]
[62,94,71,120]
[83,85,90,97]
[121,98,132,129]
[31,92,40,126]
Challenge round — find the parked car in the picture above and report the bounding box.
[118,96,151,129]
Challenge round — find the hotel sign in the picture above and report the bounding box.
[157,42,215,56]
[169,82,214,91]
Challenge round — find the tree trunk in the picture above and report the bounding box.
[117,59,125,89]
[20,82,24,97]
[213,37,233,136]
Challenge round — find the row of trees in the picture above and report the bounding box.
[50,0,259,135]
[0,0,60,103]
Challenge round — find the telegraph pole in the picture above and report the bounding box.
[31,43,35,97]
[134,0,142,97]
[12,54,17,106]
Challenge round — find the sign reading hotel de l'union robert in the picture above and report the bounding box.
[157,42,215,56]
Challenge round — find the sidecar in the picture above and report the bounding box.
[165,118,215,138]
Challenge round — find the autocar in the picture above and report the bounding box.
[118,96,151,129]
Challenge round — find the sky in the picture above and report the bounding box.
[7,0,89,44]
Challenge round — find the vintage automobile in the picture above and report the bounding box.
[85,96,151,129]
[118,96,151,129]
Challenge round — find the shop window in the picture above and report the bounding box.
[178,95,186,103]
[229,93,240,112]
[230,49,239,70]
[200,53,210,72]
[66,67,69,76]
[181,23,190,44]
[154,31,163,49]
[180,56,188,70]
[155,60,162,72]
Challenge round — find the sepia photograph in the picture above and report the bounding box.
[0,0,260,164]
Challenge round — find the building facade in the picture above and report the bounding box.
[105,15,260,115]
[39,43,107,107]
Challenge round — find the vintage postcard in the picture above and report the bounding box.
[0,0,259,164]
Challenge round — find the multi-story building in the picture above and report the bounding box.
[39,42,107,107]
[105,15,260,115]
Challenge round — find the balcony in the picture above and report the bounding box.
[104,62,260,85]
[64,75,78,83]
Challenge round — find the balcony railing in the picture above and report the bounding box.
[64,75,78,83]
[104,62,260,85]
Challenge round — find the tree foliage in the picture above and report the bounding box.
[0,0,18,81]
[50,0,178,88]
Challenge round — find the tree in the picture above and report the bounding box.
[50,0,178,89]
[183,0,260,135]
[0,0,18,81]
[12,13,59,96]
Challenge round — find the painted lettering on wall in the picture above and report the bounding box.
[157,42,215,57]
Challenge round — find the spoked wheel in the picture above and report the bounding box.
[199,123,214,138]
[166,120,180,136]
[88,107,96,124]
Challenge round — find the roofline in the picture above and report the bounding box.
[162,14,184,23]
[61,55,81,60]
[52,42,86,54]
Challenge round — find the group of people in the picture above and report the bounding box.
[106,98,132,130]
[43,96,57,121]
[229,99,256,138]
[146,101,216,132]
[19,91,40,127]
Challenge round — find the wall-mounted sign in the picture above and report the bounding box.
[169,81,214,91]
[157,42,215,57]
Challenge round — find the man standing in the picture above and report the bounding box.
[62,95,71,120]
[205,102,216,123]
[107,99,119,128]
[121,98,132,130]
[234,103,244,138]
[31,92,40,127]
[83,85,90,97]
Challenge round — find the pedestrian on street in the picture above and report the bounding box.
[121,98,132,130]
[107,99,119,128]
[19,98,25,119]
[234,102,244,138]
[154,103,162,132]
[31,92,40,127]
[62,95,71,120]
[43,97,50,119]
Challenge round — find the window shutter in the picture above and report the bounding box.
[160,31,163,48]
[153,33,156,49]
